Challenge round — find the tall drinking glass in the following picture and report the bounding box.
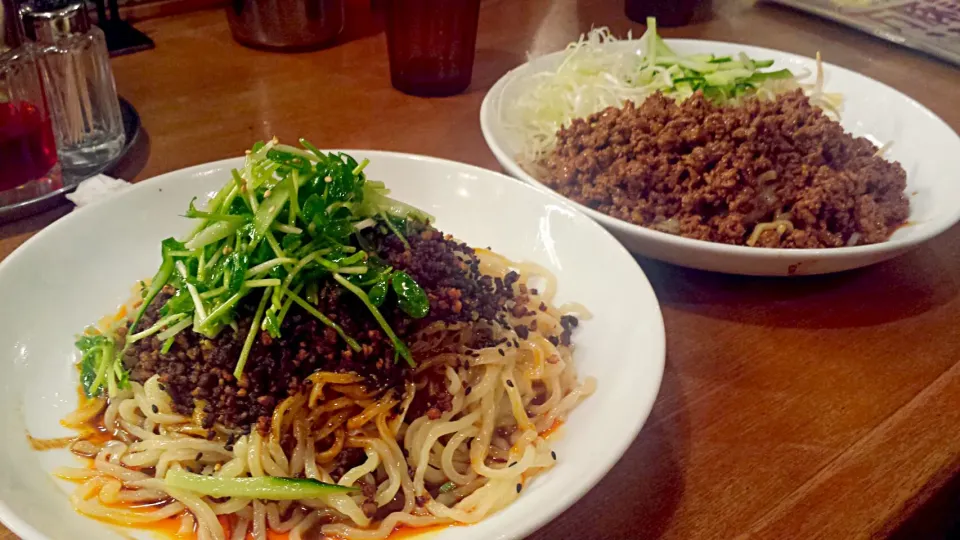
[625,0,703,27]
[385,0,481,97]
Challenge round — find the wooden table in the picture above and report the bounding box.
[3,0,959,538]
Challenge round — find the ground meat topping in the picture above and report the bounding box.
[126,222,515,431]
[370,221,515,327]
[538,90,909,248]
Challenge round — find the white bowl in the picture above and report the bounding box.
[0,151,665,540]
[480,39,960,276]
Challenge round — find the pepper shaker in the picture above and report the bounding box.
[20,0,125,175]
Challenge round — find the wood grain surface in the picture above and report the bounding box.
[2,0,959,538]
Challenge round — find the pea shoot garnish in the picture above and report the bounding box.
[80,139,433,398]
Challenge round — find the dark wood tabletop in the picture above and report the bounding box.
[2,0,959,538]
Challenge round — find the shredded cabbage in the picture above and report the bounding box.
[503,18,843,163]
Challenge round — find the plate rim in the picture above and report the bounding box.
[479,38,960,262]
[0,150,666,540]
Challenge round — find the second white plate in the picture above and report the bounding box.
[481,39,960,276]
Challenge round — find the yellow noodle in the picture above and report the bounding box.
[61,396,107,427]
[316,428,345,464]
[346,393,399,431]
[55,254,596,540]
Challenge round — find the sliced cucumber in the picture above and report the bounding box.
[165,469,358,500]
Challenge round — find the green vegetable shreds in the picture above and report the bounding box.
[164,468,357,500]
[77,334,120,398]
[76,139,436,387]
[506,17,814,163]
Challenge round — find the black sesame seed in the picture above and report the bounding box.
[151,404,159,414]
[506,380,514,388]
[551,451,557,460]
[498,349,505,356]
[158,383,166,391]
[196,452,203,461]
[508,462,516,468]
[225,444,234,452]
[516,483,522,493]
[465,386,472,395]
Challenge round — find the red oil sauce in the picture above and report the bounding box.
[134,515,195,539]
[77,489,455,540]
[895,221,916,231]
[0,101,58,191]
[539,419,564,439]
[105,424,565,539]
[58,457,457,540]
[26,429,112,451]
[46,348,457,540]
[28,391,113,451]
[370,523,453,540]
[247,522,453,540]
[110,511,454,540]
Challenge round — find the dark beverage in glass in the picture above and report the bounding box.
[625,0,702,27]
[385,0,481,97]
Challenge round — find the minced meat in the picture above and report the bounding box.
[126,222,517,431]
[538,90,909,248]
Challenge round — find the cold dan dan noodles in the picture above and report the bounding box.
[47,139,595,540]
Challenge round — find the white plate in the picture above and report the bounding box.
[480,39,960,276]
[0,151,665,540]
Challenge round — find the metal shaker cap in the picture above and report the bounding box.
[1,0,26,53]
[20,0,90,43]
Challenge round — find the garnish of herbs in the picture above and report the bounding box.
[78,138,435,398]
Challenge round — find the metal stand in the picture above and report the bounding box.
[91,0,154,56]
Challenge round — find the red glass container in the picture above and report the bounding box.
[385,0,481,97]
[1,0,60,202]
[0,99,58,192]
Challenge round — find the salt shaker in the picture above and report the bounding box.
[1,0,60,202]
[20,0,124,175]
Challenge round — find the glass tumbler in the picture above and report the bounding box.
[385,0,481,97]
[625,0,703,27]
